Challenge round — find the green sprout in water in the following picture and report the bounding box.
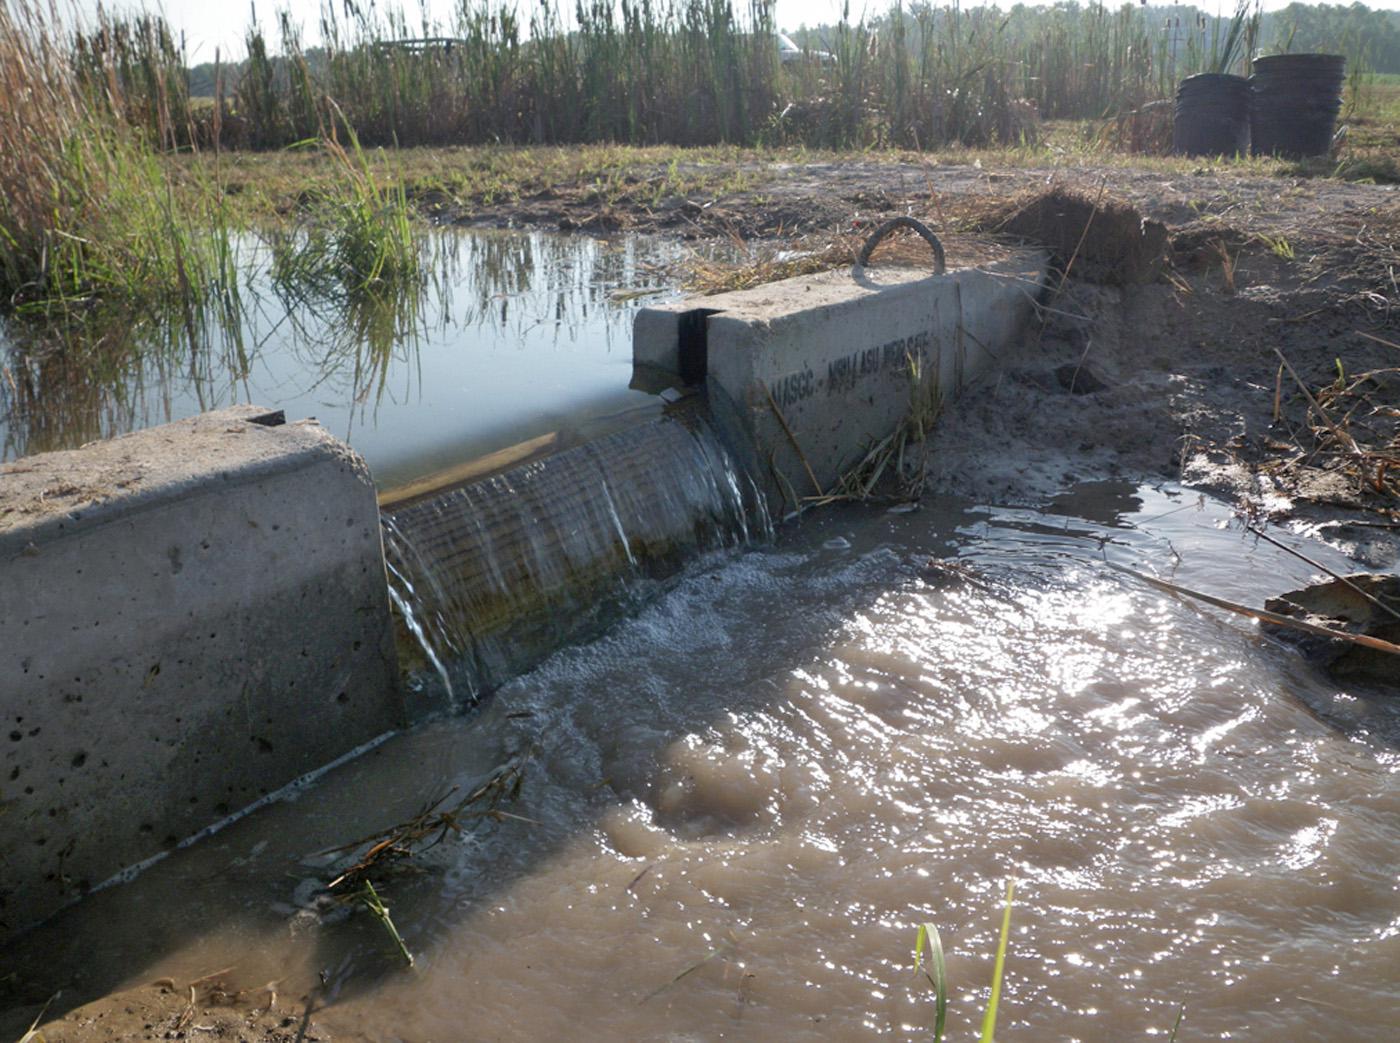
[980,879,1016,1043]
[912,921,949,1041]
[912,879,1015,1042]
[358,879,414,968]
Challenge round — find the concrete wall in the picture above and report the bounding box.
[0,406,402,941]
[633,255,1048,513]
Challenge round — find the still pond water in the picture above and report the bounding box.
[0,230,694,489]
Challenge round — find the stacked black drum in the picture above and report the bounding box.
[1171,54,1346,160]
[1172,72,1252,156]
[1250,53,1346,158]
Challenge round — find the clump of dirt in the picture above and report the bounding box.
[1168,221,1254,271]
[976,187,1170,285]
[1263,574,1400,685]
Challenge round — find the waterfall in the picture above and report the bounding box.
[381,411,771,711]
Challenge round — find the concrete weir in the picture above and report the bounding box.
[0,407,401,941]
[632,250,1049,512]
[380,404,767,704]
[0,246,1046,944]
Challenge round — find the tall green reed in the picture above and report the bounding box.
[25,0,1382,162]
[19,1,1274,160]
[209,1,1210,151]
[0,0,239,318]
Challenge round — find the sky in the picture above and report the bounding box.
[73,1,1400,64]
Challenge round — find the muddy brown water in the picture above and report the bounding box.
[4,480,1397,1041]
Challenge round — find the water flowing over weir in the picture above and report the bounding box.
[380,406,772,705]
[8,481,1398,1042]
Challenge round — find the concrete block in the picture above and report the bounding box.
[632,306,683,383]
[0,406,402,941]
[633,255,1048,512]
[954,261,1048,382]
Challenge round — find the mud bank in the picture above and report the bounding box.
[921,242,1400,568]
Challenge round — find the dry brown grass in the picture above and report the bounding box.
[684,225,1016,297]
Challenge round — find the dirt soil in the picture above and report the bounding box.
[443,155,1395,252]
[19,979,333,1043]
[11,160,1400,1042]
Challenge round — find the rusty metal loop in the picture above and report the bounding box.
[856,216,946,274]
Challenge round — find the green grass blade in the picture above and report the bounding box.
[913,922,948,1042]
[979,879,1015,1043]
[358,879,414,967]
[1168,1004,1186,1042]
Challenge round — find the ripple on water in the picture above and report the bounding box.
[8,484,1398,1041]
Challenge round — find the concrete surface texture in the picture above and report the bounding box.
[633,254,1049,513]
[0,406,402,943]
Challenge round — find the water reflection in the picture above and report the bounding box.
[0,230,695,487]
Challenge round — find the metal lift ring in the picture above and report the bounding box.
[856,216,946,274]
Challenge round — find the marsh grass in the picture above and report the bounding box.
[269,123,423,306]
[0,1,240,318]
[200,0,1268,151]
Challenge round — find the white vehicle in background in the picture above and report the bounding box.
[777,32,833,65]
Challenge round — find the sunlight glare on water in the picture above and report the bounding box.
[7,482,1398,1041]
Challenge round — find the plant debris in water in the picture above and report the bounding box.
[290,758,530,971]
[320,757,528,894]
[357,880,415,968]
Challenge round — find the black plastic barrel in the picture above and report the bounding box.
[1172,73,1251,156]
[1250,53,1346,158]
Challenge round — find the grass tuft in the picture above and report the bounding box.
[269,122,423,305]
[0,1,238,317]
